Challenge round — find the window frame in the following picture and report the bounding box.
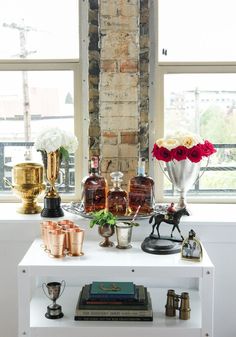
[149,0,236,204]
[0,0,88,202]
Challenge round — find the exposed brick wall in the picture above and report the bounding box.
[88,0,100,156]
[139,0,149,160]
[88,0,149,187]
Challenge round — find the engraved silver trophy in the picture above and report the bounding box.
[42,281,65,319]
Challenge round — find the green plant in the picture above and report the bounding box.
[89,210,117,228]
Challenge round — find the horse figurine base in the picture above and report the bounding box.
[141,207,190,255]
[141,235,182,255]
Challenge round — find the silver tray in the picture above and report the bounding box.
[62,202,168,220]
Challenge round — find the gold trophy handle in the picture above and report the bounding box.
[51,169,64,189]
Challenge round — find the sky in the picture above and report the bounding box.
[0,0,79,59]
[159,0,236,62]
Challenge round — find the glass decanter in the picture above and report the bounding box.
[107,171,128,216]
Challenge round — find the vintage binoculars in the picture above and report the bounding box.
[165,289,191,320]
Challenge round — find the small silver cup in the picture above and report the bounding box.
[42,280,65,319]
[115,222,133,249]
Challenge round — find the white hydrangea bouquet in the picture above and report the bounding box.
[34,127,78,160]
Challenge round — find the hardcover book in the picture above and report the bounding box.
[89,281,135,299]
[74,292,153,321]
[75,316,153,321]
[82,284,146,304]
[79,285,149,310]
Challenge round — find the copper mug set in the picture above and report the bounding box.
[41,220,84,258]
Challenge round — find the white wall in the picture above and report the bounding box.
[0,204,235,337]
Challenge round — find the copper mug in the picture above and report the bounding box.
[48,230,66,258]
[41,221,58,251]
[68,227,84,256]
[58,220,75,228]
[58,220,76,251]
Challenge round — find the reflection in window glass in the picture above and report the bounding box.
[0,71,75,194]
[164,73,236,196]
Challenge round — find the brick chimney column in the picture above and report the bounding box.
[99,0,140,187]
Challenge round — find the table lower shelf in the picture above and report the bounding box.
[29,287,202,337]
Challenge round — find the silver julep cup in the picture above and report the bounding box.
[115,222,133,249]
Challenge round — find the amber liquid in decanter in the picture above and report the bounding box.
[83,156,107,213]
[128,157,154,214]
[107,171,128,216]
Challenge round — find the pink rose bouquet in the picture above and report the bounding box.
[152,131,216,163]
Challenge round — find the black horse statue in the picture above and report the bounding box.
[149,207,190,240]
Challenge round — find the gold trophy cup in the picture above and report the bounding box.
[5,162,45,214]
[41,150,64,218]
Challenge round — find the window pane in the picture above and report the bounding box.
[159,0,236,62]
[0,71,75,194]
[0,0,79,59]
[164,73,236,197]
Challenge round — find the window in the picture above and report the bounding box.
[0,0,82,200]
[158,0,236,62]
[151,0,236,202]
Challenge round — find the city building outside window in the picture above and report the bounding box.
[150,0,236,203]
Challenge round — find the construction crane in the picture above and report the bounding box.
[3,20,36,160]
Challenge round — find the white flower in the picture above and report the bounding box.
[34,127,78,154]
[163,138,180,150]
[155,130,204,149]
[156,138,165,147]
[63,130,79,153]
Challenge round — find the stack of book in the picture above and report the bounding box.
[74,281,153,321]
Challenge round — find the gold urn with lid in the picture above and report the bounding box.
[6,162,46,214]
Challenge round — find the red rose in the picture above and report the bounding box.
[201,140,216,157]
[187,145,203,163]
[159,147,172,162]
[152,144,161,160]
[152,144,172,162]
[171,146,188,161]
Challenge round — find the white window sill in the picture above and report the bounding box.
[0,202,235,222]
[0,203,235,243]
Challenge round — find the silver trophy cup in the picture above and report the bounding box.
[42,280,65,319]
[165,159,201,209]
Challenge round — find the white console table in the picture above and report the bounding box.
[18,238,214,337]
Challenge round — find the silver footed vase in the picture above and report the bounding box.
[165,159,201,209]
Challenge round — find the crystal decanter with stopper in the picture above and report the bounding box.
[107,171,128,216]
